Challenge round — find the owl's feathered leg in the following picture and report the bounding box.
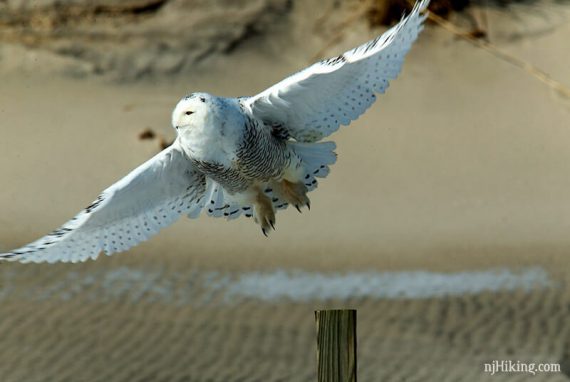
[274,179,310,213]
[252,187,276,236]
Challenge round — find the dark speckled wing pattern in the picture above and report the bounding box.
[246,0,429,142]
[0,140,206,263]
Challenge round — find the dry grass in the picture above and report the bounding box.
[313,0,570,99]
[365,0,469,26]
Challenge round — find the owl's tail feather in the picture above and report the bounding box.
[289,141,337,191]
[194,178,251,220]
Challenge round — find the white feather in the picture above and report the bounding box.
[245,0,429,142]
[1,140,206,263]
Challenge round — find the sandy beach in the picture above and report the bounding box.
[1,0,570,380]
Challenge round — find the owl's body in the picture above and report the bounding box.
[1,0,429,263]
[180,94,292,193]
[176,93,314,232]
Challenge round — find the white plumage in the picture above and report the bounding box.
[246,0,428,142]
[1,0,429,263]
[6,141,206,263]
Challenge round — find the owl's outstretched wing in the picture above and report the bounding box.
[245,0,429,142]
[0,140,206,263]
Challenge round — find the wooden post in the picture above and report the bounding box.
[315,309,357,382]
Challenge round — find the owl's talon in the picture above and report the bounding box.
[253,188,276,236]
[277,179,310,214]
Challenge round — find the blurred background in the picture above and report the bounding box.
[0,0,569,380]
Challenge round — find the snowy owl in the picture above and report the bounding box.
[1,0,429,263]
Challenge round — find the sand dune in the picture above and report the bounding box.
[0,1,569,380]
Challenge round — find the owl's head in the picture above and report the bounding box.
[171,93,213,131]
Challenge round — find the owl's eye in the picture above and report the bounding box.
[185,111,194,116]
